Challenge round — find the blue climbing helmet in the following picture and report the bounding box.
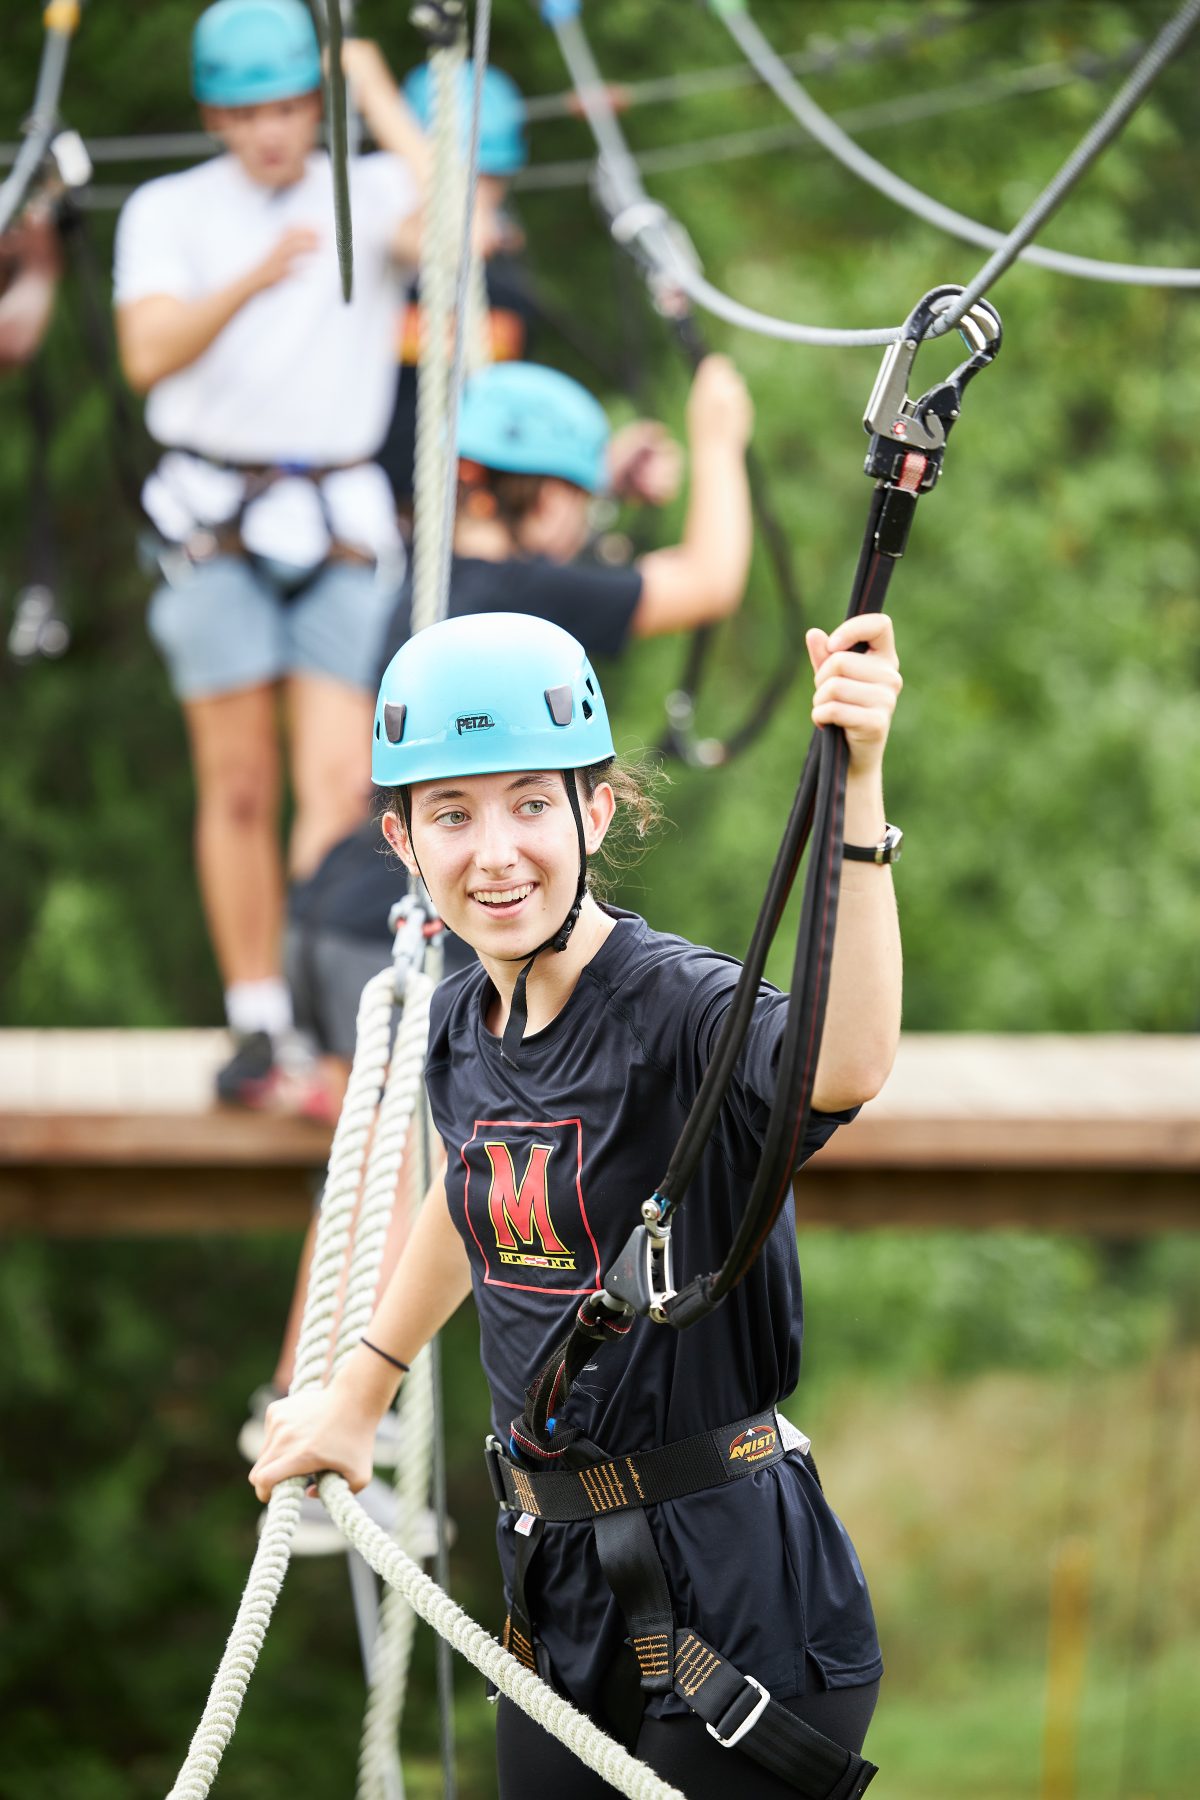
[457,362,610,494]
[402,62,527,176]
[192,0,322,107]
[375,614,616,1064]
[372,612,614,788]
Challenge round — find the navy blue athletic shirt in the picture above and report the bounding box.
[426,906,882,1717]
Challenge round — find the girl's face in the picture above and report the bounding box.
[384,770,614,961]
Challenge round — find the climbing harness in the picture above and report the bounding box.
[498,283,1000,1797]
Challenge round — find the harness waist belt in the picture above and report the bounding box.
[486,1409,810,1521]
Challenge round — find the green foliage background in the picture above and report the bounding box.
[1,2,1198,1796]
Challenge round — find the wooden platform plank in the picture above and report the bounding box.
[0,1031,1196,1237]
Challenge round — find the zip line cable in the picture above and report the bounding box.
[514,49,1144,192]
[547,0,1200,354]
[0,1,974,180]
[714,0,1200,302]
[520,4,978,121]
[26,44,1147,208]
[0,0,84,236]
[545,4,907,349]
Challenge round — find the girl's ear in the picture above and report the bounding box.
[381,810,419,877]
[582,779,616,855]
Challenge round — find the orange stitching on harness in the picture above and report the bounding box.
[624,1456,645,1499]
[675,1634,721,1697]
[632,1632,671,1678]
[511,1469,540,1516]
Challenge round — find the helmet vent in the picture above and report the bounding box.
[582,699,593,721]
[585,676,595,696]
[383,702,407,744]
[545,684,574,727]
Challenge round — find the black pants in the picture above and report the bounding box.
[496,1676,879,1799]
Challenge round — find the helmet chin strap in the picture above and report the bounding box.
[399,772,589,1069]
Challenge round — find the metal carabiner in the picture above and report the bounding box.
[864,284,1003,469]
[388,889,441,996]
[603,1201,678,1325]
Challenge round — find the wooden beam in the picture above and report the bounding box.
[1,1030,1196,1237]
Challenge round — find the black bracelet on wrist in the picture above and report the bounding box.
[361,1336,410,1373]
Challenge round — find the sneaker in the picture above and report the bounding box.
[258,1477,448,1559]
[215,1031,275,1107]
[239,1388,406,1469]
[216,1030,339,1122]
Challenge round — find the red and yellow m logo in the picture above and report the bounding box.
[484,1141,569,1255]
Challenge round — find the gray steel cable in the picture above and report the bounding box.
[513,51,1138,192]
[0,11,77,236]
[548,7,907,349]
[521,4,975,120]
[51,50,1141,208]
[718,1,1200,298]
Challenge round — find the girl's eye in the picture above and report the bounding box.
[435,809,467,827]
[519,798,548,816]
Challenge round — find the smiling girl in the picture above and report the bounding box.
[251,609,902,1797]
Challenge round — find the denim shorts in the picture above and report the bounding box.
[147,552,401,700]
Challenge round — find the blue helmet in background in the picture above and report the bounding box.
[402,62,527,175]
[192,0,322,107]
[457,362,609,493]
[372,613,615,788]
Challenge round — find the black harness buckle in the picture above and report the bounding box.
[708,1672,772,1749]
[484,1435,515,1510]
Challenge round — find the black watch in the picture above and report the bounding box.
[843,823,903,865]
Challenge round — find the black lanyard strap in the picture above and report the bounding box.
[515,287,1002,1457]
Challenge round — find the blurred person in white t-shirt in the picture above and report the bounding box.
[113,0,428,1110]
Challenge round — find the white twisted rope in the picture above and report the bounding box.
[332,967,434,1373]
[324,1475,687,1800]
[293,965,401,1392]
[357,1075,438,1800]
[166,966,404,1799]
[410,37,465,637]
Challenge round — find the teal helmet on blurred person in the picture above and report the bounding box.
[402,62,527,176]
[457,362,609,494]
[372,612,613,789]
[192,0,322,107]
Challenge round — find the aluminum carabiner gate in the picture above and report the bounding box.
[862,284,1002,557]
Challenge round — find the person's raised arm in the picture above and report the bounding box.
[807,611,903,1111]
[340,39,431,194]
[249,1159,472,1501]
[116,228,319,393]
[0,208,61,370]
[630,353,754,638]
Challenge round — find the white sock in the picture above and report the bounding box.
[224,978,293,1039]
